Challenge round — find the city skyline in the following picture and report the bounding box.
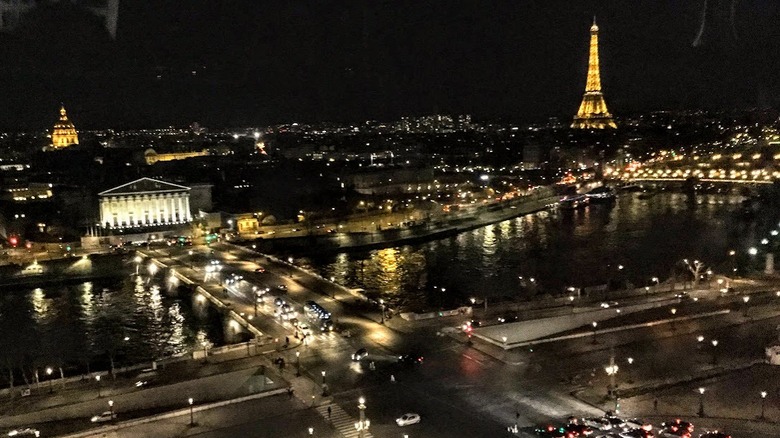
[0,1,777,130]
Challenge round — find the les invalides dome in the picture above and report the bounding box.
[51,105,79,149]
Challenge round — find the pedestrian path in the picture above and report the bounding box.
[316,403,373,438]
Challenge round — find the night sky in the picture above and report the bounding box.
[0,0,779,130]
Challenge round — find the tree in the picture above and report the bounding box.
[683,259,707,288]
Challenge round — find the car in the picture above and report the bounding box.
[398,353,424,366]
[564,423,594,436]
[298,323,312,336]
[620,429,654,438]
[277,284,287,290]
[90,411,117,423]
[274,297,286,307]
[603,416,626,429]
[698,433,730,438]
[600,301,619,309]
[395,413,421,426]
[582,417,613,430]
[352,348,368,361]
[534,425,576,438]
[254,267,265,273]
[497,314,519,324]
[623,419,652,432]
[7,428,40,437]
[661,419,693,434]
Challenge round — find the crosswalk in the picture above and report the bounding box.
[316,403,374,438]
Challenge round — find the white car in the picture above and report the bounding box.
[7,428,40,437]
[298,323,312,336]
[582,417,612,430]
[90,411,117,423]
[396,413,421,426]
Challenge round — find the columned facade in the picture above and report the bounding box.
[98,178,192,229]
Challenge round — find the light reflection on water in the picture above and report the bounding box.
[305,193,769,311]
[0,276,225,370]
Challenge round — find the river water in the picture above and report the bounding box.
[0,275,226,375]
[303,193,776,312]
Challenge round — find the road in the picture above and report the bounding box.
[27,242,780,438]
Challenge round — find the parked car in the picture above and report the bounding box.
[254,267,265,273]
[90,411,117,423]
[698,432,730,438]
[564,423,593,436]
[395,413,421,426]
[6,428,40,437]
[582,417,613,430]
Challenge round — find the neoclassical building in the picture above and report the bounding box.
[51,105,80,149]
[98,178,192,229]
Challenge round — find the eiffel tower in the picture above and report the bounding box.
[571,18,617,129]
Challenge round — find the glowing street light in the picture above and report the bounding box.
[46,367,53,393]
[148,263,158,277]
[760,391,768,419]
[670,308,677,331]
[355,397,370,438]
[697,387,706,417]
[591,321,598,344]
[188,397,195,426]
[95,375,102,398]
[711,339,719,365]
[749,247,758,256]
[108,399,115,419]
[743,295,751,317]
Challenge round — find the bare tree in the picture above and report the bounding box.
[684,259,707,288]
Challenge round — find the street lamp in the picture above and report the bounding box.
[108,400,115,419]
[188,250,193,268]
[711,339,719,365]
[95,375,102,398]
[296,351,301,377]
[697,387,705,417]
[697,335,705,351]
[605,362,619,397]
[501,336,508,346]
[379,299,385,325]
[355,397,370,438]
[626,357,634,383]
[188,397,195,426]
[592,321,598,344]
[46,367,53,393]
[321,370,327,396]
[308,427,314,436]
[760,391,768,419]
[148,263,158,278]
[743,295,750,317]
[670,308,677,331]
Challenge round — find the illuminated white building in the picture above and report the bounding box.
[98,178,192,229]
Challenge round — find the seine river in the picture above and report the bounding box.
[303,193,775,312]
[2,192,774,374]
[0,275,226,374]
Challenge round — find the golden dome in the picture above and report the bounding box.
[51,105,79,149]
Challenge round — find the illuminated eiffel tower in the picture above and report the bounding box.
[571,18,617,129]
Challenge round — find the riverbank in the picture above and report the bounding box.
[246,194,559,255]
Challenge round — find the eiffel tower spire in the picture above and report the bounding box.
[571,17,617,129]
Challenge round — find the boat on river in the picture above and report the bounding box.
[559,194,589,210]
[585,186,617,203]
